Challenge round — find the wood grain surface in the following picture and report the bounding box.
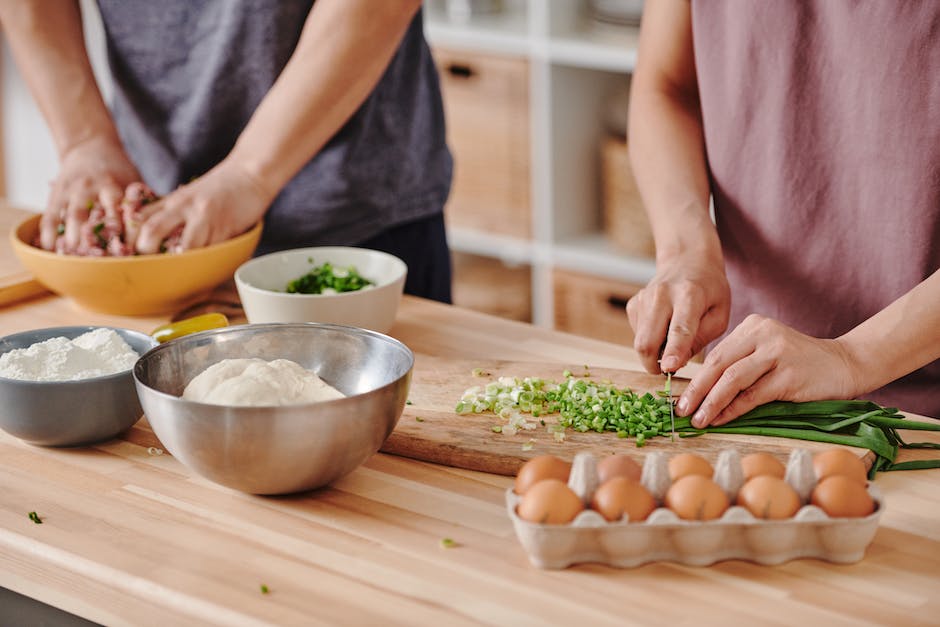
[384,355,872,475]
[0,206,47,307]
[1,294,939,626]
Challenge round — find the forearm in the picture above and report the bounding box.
[226,0,422,198]
[0,0,120,156]
[839,268,940,395]
[628,0,718,265]
[628,86,718,263]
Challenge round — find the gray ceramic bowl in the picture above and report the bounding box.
[0,326,157,446]
[133,323,413,495]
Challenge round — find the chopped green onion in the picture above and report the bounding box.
[455,375,940,476]
[440,538,458,549]
[285,261,373,294]
[28,511,42,524]
[415,416,425,422]
[92,222,107,247]
[260,584,270,594]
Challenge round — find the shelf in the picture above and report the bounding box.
[446,229,655,285]
[428,1,651,331]
[446,227,535,266]
[542,22,639,72]
[425,5,530,56]
[425,7,639,72]
[552,233,656,284]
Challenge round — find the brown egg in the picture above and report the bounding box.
[514,455,571,495]
[516,479,584,524]
[664,475,729,521]
[736,476,801,519]
[596,454,642,484]
[813,449,868,485]
[810,475,875,518]
[740,452,786,480]
[668,453,714,482]
[590,477,657,522]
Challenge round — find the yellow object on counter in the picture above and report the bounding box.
[151,313,229,343]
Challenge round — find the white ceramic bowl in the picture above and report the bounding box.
[234,247,407,333]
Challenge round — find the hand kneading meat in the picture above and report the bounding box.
[43,182,183,256]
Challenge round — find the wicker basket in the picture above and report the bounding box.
[601,134,655,259]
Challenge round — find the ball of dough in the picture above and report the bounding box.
[182,358,344,406]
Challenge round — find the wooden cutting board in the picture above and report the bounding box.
[380,354,874,476]
[1,205,47,306]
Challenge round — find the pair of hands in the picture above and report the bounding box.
[627,250,861,428]
[40,136,272,255]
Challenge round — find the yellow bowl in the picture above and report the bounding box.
[11,215,263,316]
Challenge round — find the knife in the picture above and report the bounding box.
[666,371,675,441]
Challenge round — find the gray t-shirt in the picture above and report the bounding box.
[96,0,452,250]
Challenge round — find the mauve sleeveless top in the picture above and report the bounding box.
[691,1,940,416]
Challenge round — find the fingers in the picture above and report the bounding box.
[677,313,794,427]
[696,301,730,352]
[39,207,63,251]
[98,182,124,214]
[670,314,851,430]
[177,216,211,252]
[675,321,758,417]
[687,351,774,427]
[630,283,728,375]
[660,289,709,372]
[64,188,95,250]
[135,201,183,254]
[708,373,778,426]
[628,287,671,374]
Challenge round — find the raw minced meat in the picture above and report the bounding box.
[42,182,183,257]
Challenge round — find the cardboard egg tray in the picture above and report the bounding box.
[506,449,883,569]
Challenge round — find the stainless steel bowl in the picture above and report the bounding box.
[133,323,413,494]
[0,326,157,446]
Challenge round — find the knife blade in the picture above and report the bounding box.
[666,371,675,441]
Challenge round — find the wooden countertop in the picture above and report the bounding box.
[1,292,939,626]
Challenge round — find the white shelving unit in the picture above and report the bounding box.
[425,0,655,328]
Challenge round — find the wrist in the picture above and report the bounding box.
[650,202,723,266]
[59,130,125,162]
[832,335,878,399]
[219,156,280,206]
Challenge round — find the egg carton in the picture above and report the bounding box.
[506,449,883,569]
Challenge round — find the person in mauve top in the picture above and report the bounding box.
[0,0,454,301]
[627,0,940,421]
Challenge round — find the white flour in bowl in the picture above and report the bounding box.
[0,328,141,381]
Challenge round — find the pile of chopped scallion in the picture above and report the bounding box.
[455,373,940,478]
[285,260,373,294]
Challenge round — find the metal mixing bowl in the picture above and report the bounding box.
[133,323,413,494]
[0,326,157,446]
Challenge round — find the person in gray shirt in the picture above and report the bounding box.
[1,0,454,301]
